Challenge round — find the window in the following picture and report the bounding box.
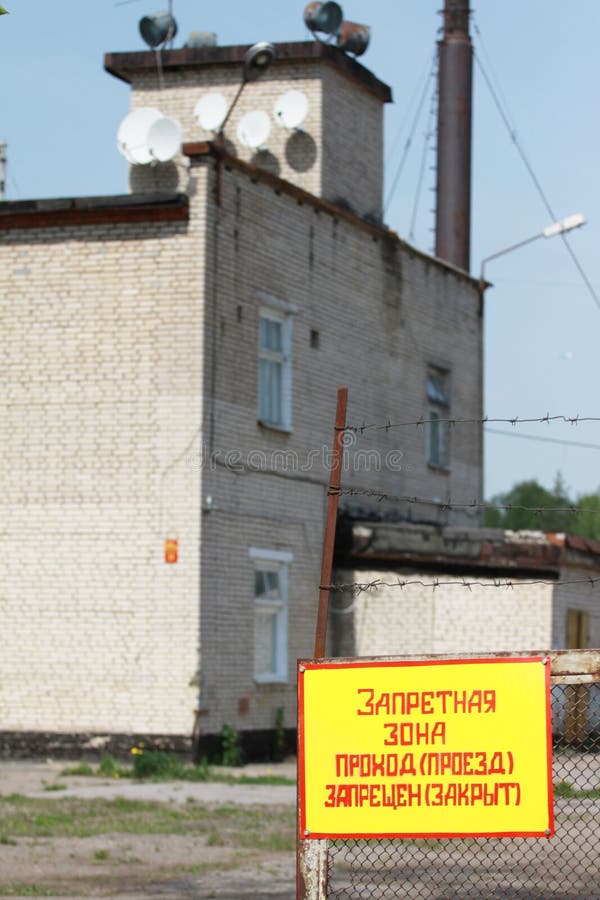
[249,548,292,682]
[566,609,590,648]
[426,365,451,470]
[258,309,292,429]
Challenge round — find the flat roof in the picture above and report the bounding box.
[0,193,189,230]
[104,40,393,104]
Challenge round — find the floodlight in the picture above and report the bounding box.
[139,10,178,48]
[304,1,343,36]
[337,21,370,56]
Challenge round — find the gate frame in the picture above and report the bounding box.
[296,648,600,900]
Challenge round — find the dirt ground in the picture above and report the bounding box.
[0,759,298,899]
[2,754,599,898]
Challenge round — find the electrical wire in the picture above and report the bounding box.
[333,487,600,517]
[384,52,437,215]
[485,427,600,452]
[408,75,437,243]
[472,19,600,313]
[386,48,436,167]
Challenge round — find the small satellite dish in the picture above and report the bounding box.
[237,110,271,150]
[194,93,229,132]
[147,116,182,162]
[274,90,309,130]
[139,11,178,49]
[117,107,162,164]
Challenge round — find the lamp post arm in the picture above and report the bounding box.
[479,231,544,287]
[217,81,247,141]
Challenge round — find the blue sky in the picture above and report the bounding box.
[2,1,599,499]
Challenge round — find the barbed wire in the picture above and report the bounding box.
[345,414,600,434]
[333,487,600,517]
[326,576,600,595]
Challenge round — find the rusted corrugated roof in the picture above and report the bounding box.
[338,521,564,578]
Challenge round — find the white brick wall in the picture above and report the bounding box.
[333,569,554,658]
[0,205,207,734]
[0,51,483,742]
[126,54,384,218]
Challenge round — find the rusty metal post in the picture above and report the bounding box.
[435,0,473,271]
[314,386,348,659]
[297,387,348,899]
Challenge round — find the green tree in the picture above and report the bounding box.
[572,491,600,541]
[485,473,575,533]
[484,473,600,538]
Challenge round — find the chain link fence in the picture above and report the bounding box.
[299,652,600,899]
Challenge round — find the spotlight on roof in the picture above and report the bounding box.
[303,1,343,37]
[242,41,276,83]
[139,10,178,49]
[337,21,370,56]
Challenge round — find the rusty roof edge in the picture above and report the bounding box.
[103,41,393,103]
[184,142,481,288]
[0,192,188,215]
[338,520,566,575]
[0,193,189,230]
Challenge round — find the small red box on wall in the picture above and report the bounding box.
[165,539,178,564]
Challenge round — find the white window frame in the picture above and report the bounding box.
[257,302,293,432]
[249,548,293,684]
[426,365,451,470]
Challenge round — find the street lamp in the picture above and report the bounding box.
[217,42,276,138]
[479,213,586,291]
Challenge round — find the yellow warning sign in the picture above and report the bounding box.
[298,657,553,839]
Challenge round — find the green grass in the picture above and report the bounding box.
[60,763,94,777]
[0,886,57,897]
[43,783,66,792]
[0,795,295,849]
[214,772,295,786]
[554,779,600,799]
[58,753,295,786]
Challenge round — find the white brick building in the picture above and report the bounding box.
[333,523,600,659]
[0,41,487,757]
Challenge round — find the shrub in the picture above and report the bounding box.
[220,724,242,767]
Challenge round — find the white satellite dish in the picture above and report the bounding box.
[274,90,309,130]
[117,107,162,164]
[117,107,181,165]
[237,110,271,150]
[147,116,182,162]
[194,92,228,132]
